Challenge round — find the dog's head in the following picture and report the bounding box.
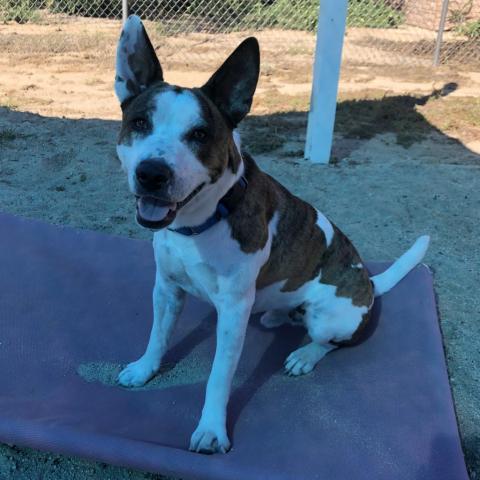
[115,16,259,230]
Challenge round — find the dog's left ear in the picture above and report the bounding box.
[115,15,163,104]
[201,37,260,128]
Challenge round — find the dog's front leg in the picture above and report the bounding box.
[118,275,185,387]
[190,290,255,454]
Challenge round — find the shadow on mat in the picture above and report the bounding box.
[163,314,215,367]
[228,318,306,437]
[227,297,382,441]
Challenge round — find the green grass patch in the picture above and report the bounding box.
[0,0,40,23]
[454,20,480,39]
[243,0,319,32]
[243,0,404,32]
[47,0,120,17]
[347,0,404,28]
[1,0,404,30]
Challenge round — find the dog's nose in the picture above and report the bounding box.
[135,160,172,190]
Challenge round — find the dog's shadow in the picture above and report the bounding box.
[227,318,306,436]
[159,294,382,442]
[233,298,383,441]
[161,314,215,370]
[111,267,387,446]
[228,298,381,440]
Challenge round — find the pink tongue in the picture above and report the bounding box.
[138,197,172,222]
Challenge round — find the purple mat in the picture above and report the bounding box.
[0,212,467,480]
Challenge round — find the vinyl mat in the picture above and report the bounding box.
[0,212,468,480]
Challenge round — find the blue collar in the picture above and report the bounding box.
[168,176,248,236]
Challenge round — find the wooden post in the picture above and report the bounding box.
[305,0,348,164]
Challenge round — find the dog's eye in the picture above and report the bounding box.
[131,118,149,132]
[190,128,208,143]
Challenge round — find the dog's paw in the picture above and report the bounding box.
[117,356,158,387]
[260,310,288,329]
[189,423,231,454]
[284,342,331,376]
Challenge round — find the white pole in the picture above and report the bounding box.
[305,0,348,164]
[122,0,128,24]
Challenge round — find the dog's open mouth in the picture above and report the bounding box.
[136,197,177,229]
[135,183,205,230]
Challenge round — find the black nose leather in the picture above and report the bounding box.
[135,160,172,190]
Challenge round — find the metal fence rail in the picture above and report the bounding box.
[0,0,479,67]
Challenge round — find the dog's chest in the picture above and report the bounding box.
[153,221,270,304]
[155,238,218,301]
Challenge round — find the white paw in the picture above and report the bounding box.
[189,422,231,454]
[260,310,288,329]
[284,343,332,376]
[117,356,159,387]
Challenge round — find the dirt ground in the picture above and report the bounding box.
[0,17,479,480]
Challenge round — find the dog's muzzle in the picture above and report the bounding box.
[135,183,205,230]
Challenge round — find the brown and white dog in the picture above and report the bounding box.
[114,15,430,454]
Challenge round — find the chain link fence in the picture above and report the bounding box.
[0,0,479,69]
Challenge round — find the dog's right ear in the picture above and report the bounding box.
[115,15,163,104]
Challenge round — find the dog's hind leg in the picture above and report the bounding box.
[288,305,307,326]
[118,277,185,387]
[260,305,306,329]
[260,309,289,328]
[284,308,338,376]
[284,296,367,376]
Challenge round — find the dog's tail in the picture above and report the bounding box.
[371,235,430,297]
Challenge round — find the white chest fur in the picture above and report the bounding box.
[153,214,278,305]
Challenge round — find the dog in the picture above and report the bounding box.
[114,15,430,454]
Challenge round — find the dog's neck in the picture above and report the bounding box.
[170,131,244,230]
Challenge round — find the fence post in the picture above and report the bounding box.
[122,0,129,24]
[304,0,348,164]
[433,0,450,67]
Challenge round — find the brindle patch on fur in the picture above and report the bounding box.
[226,153,327,278]
[190,89,241,181]
[227,154,327,288]
[225,153,276,253]
[260,192,328,293]
[226,154,373,313]
[118,82,171,145]
[319,225,373,308]
[125,23,163,99]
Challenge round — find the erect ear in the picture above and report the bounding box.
[201,37,260,128]
[115,15,163,104]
